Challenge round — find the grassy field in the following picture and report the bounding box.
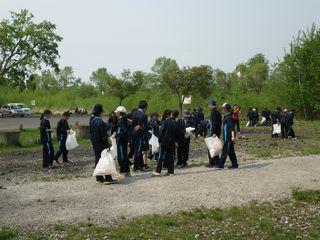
[1,189,319,239]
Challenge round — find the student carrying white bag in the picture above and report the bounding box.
[149,134,159,154]
[66,130,79,150]
[204,136,223,158]
[93,149,119,178]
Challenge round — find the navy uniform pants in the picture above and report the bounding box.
[156,147,174,174]
[43,141,54,168]
[218,141,238,169]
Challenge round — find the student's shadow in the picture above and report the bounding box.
[239,161,272,169]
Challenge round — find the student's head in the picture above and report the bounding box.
[92,104,103,117]
[276,107,281,112]
[284,109,288,114]
[222,103,232,113]
[150,112,158,120]
[162,109,172,121]
[208,99,216,109]
[115,106,127,118]
[199,107,203,113]
[172,110,179,119]
[62,111,71,120]
[233,104,237,109]
[43,109,52,118]
[138,100,148,112]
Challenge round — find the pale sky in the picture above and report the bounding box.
[1,0,320,81]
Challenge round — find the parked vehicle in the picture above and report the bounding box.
[0,104,25,117]
[14,103,32,116]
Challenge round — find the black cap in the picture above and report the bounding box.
[92,104,103,116]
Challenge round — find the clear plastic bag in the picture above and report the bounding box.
[149,134,159,154]
[261,117,266,125]
[93,149,119,177]
[273,124,281,135]
[204,136,223,158]
[110,137,117,160]
[185,127,195,138]
[66,131,79,150]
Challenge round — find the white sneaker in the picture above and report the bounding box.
[152,171,161,176]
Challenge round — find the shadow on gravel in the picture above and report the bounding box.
[240,162,272,169]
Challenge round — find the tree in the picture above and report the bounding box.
[0,9,62,89]
[152,57,214,113]
[274,24,320,118]
[78,83,97,98]
[107,69,144,105]
[57,66,81,89]
[90,67,111,93]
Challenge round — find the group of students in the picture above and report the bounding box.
[39,99,239,184]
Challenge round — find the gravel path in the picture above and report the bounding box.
[1,154,320,229]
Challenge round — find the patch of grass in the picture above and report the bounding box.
[292,189,320,203]
[0,128,91,154]
[0,227,18,240]
[13,189,320,240]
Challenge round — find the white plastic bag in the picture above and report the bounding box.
[66,131,79,150]
[110,137,117,160]
[185,127,195,138]
[93,149,119,177]
[149,134,159,154]
[204,136,223,158]
[273,124,281,135]
[261,117,266,125]
[246,121,250,127]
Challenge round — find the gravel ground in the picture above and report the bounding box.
[0,153,319,231]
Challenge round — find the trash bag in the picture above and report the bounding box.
[149,134,159,154]
[261,117,266,125]
[246,121,250,127]
[66,130,79,150]
[93,149,119,177]
[204,136,223,158]
[185,127,195,138]
[273,124,281,135]
[110,137,117,160]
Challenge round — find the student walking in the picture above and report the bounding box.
[207,99,222,167]
[218,103,238,169]
[40,110,55,168]
[232,105,241,133]
[114,106,130,176]
[148,112,161,160]
[54,111,71,163]
[131,100,149,171]
[153,110,178,176]
[176,113,190,168]
[89,104,114,184]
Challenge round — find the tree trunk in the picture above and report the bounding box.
[119,98,123,105]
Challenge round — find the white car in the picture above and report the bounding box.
[7,103,31,116]
[1,104,25,117]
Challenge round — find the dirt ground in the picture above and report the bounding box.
[0,129,319,233]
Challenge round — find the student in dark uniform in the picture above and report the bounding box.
[113,106,130,177]
[108,111,118,135]
[207,99,222,167]
[176,113,190,168]
[131,100,149,172]
[281,109,288,139]
[218,103,238,169]
[287,110,296,139]
[54,111,71,163]
[271,107,281,138]
[89,104,113,184]
[40,110,55,168]
[127,108,137,163]
[148,112,161,160]
[153,110,178,176]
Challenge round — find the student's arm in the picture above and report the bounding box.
[158,120,167,144]
[98,120,109,144]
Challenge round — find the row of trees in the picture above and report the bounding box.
[1,10,320,118]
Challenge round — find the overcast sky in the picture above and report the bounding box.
[1,0,320,81]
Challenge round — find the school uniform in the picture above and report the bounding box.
[194,112,204,137]
[40,117,54,168]
[218,113,238,169]
[131,109,149,171]
[280,113,287,139]
[115,117,130,173]
[271,110,281,137]
[89,116,112,182]
[54,118,70,162]
[208,107,222,166]
[176,118,190,167]
[286,112,296,138]
[156,117,177,174]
